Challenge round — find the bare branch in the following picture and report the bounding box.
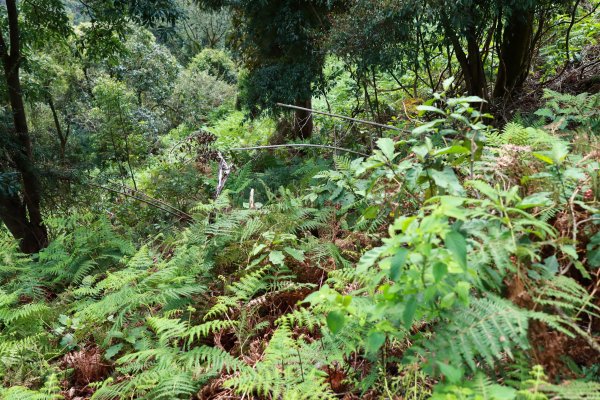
[228,143,369,157]
[276,103,410,134]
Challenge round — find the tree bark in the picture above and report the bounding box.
[442,17,488,99]
[47,94,67,160]
[493,8,535,99]
[0,0,49,253]
[293,97,313,139]
[464,29,488,99]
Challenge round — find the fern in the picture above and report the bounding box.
[0,374,63,400]
[277,307,321,331]
[432,372,517,399]
[93,318,245,399]
[486,122,563,150]
[415,295,531,371]
[0,333,51,384]
[37,215,134,287]
[535,89,600,133]
[225,324,337,400]
[186,319,238,344]
[542,381,600,400]
[532,276,600,319]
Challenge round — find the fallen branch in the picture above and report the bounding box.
[87,182,194,221]
[228,143,369,157]
[276,103,411,134]
[215,151,231,199]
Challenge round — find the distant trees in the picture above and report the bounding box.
[170,59,236,128]
[327,0,577,101]
[0,0,586,253]
[432,0,574,100]
[0,0,179,253]
[173,0,231,57]
[116,28,180,110]
[199,0,581,136]
[199,0,346,139]
[0,0,70,253]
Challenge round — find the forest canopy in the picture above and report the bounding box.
[0,0,599,399]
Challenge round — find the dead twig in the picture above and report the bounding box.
[228,143,369,157]
[87,182,194,221]
[276,103,411,134]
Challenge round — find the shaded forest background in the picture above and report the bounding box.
[0,0,599,399]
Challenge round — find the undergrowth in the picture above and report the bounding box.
[1,91,599,399]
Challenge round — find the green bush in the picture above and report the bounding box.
[188,48,237,84]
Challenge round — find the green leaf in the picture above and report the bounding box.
[412,119,445,135]
[448,96,486,105]
[433,262,448,283]
[269,250,285,266]
[389,248,409,281]
[437,362,464,383]
[441,292,456,308]
[339,295,352,307]
[549,142,569,165]
[532,152,554,165]
[376,138,396,161]
[445,231,467,270]
[463,96,486,103]
[429,167,465,195]
[587,233,600,268]
[542,255,559,275]
[366,331,386,354]
[58,314,69,325]
[517,192,553,209]
[443,77,455,91]
[467,180,498,201]
[564,167,586,181]
[434,146,470,156]
[252,244,267,256]
[403,296,418,329]
[284,247,305,262]
[417,105,446,115]
[455,281,471,303]
[363,205,379,220]
[357,246,386,274]
[105,343,123,360]
[559,244,578,260]
[60,333,75,348]
[486,385,517,400]
[326,311,346,334]
[449,113,470,124]
[412,144,430,160]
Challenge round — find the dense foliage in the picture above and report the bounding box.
[1,0,599,399]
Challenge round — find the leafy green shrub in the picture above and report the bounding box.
[209,110,274,148]
[535,89,600,133]
[169,68,236,128]
[188,48,237,84]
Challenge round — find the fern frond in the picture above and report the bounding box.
[532,276,600,320]
[186,320,237,344]
[147,317,189,345]
[417,295,530,371]
[542,380,600,400]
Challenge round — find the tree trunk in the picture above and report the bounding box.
[0,0,48,253]
[293,98,313,139]
[464,29,488,99]
[442,18,488,99]
[493,9,535,99]
[47,94,67,160]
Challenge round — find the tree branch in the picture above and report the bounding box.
[276,103,410,134]
[6,0,20,61]
[228,143,369,157]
